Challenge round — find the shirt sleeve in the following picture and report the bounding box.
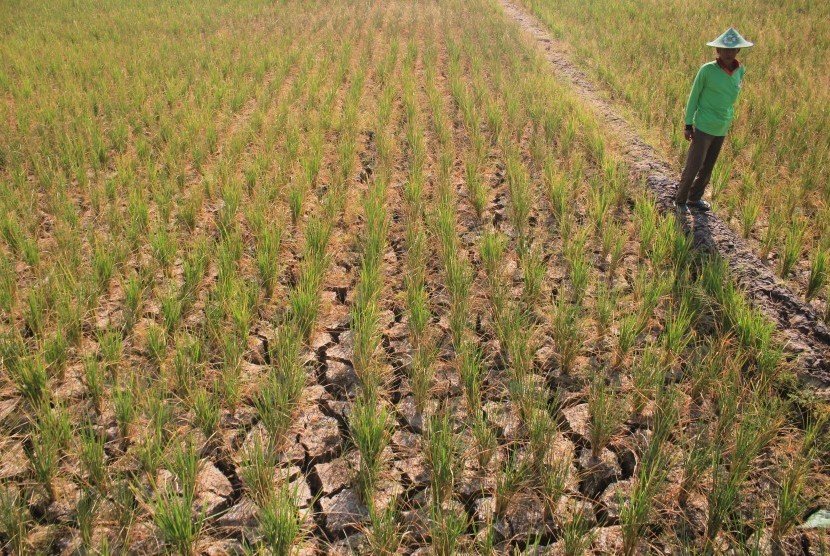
[684,65,706,126]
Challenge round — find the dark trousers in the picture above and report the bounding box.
[676,129,725,204]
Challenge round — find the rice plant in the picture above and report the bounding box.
[459,341,485,415]
[289,218,332,341]
[706,395,782,547]
[0,259,16,313]
[770,415,826,547]
[145,323,167,368]
[171,333,203,396]
[350,395,393,506]
[588,374,627,460]
[739,195,760,239]
[541,456,571,522]
[472,410,498,469]
[446,256,474,350]
[79,423,107,488]
[550,296,583,375]
[169,439,200,504]
[240,435,278,506]
[779,222,805,279]
[259,479,308,555]
[112,382,135,442]
[192,387,221,441]
[620,387,677,555]
[561,507,595,556]
[661,297,694,364]
[527,404,558,472]
[0,487,30,554]
[480,229,509,324]
[98,327,123,377]
[594,281,617,338]
[256,222,283,298]
[494,451,530,517]
[366,498,405,555]
[430,505,468,556]
[520,245,546,311]
[122,272,144,333]
[411,341,437,415]
[26,427,59,501]
[82,355,105,414]
[12,354,49,406]
[465,156,488,220]
[425,409,460,510]
[255,373,303,454]
[152,488,205,555]
[23,287,46,339]
[806,250,827,301]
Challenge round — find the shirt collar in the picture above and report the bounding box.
[716,57,740,74]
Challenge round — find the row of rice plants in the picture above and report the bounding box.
[243,9,376,554]
[415,27,479,553]
[453,16,595,549]
[348,61,394,518]
[401,42,439,421]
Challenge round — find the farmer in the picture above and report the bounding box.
[675,27,753,214]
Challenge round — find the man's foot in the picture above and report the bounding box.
[689,199,711,211]
[675,202,691,214]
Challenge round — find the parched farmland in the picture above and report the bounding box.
[0,0,828,554]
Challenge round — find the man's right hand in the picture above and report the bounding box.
[684,126,695,141]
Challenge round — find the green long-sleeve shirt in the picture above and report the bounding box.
[684,61,745,137]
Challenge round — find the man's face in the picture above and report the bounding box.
[717,47,740,62]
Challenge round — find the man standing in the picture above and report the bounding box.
[676,27,753,214]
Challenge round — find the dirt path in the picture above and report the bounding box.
[496,0,830,391]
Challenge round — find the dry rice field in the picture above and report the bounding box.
[0,0,828,554]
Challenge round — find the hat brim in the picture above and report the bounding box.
[707,40,754,48]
